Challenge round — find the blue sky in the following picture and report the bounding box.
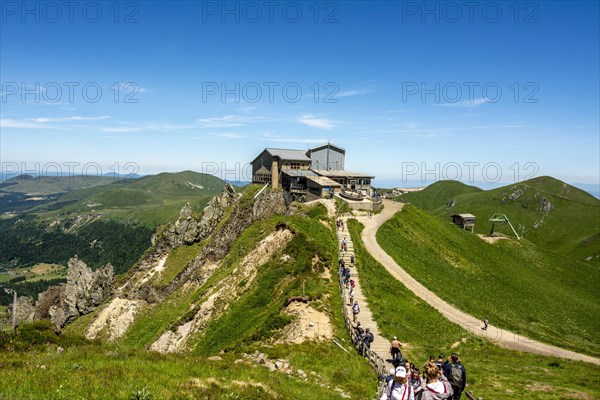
[1,1,598,187]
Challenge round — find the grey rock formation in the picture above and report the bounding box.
[154,184,236,250]
[34,285,65,324]
[173,188,290,287]
[63,258,114,324]
[116,184,238,301]
[33,257,114,327]
[7,296,36,326]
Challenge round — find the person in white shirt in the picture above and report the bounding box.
[380,366,414,400]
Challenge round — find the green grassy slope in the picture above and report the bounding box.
[117,207,341,354]
[376,205,600,356]
[0,342,374,400]
[397,177,600,265]
[348,219,600,399]
[14,202,378,399]
[34,171,226,227]
[398,180,482,210]
[0,175,115,195]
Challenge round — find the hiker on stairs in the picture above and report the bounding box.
[380,367,414,400]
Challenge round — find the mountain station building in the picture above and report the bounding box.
[251,144,377,207]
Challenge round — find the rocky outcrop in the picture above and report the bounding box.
[63,258,114,323]
[153,184,236,250]
[117,185,237,301]
[150,227,294,353]
[33,257,114,327]
[34,285,66,324]
[174,189,289,287]
[85,297,146,341]
[7,296,36,326]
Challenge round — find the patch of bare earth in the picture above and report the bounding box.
[185,377,280,398]
[116,254,169,293]
[85,298,146,340]
[150,228,294,353]
[477,234,510,244]
[275,300,333,344]
[450,337,468,349]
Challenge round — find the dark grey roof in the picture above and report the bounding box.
[266,148,311,162]
[307,143,346,154]
[251,148,311,165]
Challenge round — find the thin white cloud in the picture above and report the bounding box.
[196,115,268,128]
[197,115,244,128]
[31,115,111,123]
[0,118,49,129]
[437,98,489,108]
[1,115,111,129]
[100,127,144,133]
[297,114,334,130]
[115,82,148,93]
[337,89,371,98]
[207,132,247,139]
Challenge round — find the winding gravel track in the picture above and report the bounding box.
[357,200,599,365]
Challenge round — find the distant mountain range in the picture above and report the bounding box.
[0,170,226,227]
[373,178,600,199]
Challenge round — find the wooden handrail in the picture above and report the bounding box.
[338,273,388,396]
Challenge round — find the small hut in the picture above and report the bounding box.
[451,213,476,232]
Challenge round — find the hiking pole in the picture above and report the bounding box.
[332,338,352,355]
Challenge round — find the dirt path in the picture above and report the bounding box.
[358,200,600,366]
[336,223,394,372]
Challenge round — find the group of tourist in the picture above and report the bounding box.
[380,351,467,400]
[353,321,375,350]
[334,218,468,400]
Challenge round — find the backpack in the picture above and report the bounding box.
[448,364,463,389]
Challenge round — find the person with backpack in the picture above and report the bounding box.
[352,301,360,323]
[354,321,364,345]
[363,327,374,349]
[380,367,414,400]
[420,362,453,400]
[443,354,466,400]
[345,269,352,289]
